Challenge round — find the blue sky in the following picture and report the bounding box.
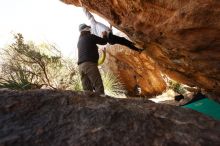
[0,0,109,58]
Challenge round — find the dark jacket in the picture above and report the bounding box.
[77,33,107,65]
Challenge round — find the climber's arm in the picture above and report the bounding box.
[79,0,96,24]
[82,7,97,25]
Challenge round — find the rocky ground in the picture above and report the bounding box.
[0,89,220,146]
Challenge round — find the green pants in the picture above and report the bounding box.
[78,62,104,94]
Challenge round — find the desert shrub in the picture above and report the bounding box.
[101,71,126,97]
[0,33,74,90]
[0,33,125,97]
[168,80,186,95]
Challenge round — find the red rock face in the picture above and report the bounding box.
[62,0,220,97]
[102,44,166,97]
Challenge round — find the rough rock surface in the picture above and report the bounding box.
[102,44,166,96]
[61,0,220,98]
[0,90,220,146]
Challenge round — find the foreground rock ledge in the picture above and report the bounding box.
[0,90,220,146]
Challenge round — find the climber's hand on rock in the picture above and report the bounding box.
[79,0,83,6]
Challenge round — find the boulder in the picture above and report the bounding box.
[0,90,220,146]
[61,0,220,99]
[102,44,166,96]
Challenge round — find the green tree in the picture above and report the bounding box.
[0,33,126,97]
[0,33,64,89]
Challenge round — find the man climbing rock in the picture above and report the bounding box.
[79,0,143,53]
[77,23,107,94]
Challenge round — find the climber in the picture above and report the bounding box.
[77,23,107,94]
[79,0,143,53]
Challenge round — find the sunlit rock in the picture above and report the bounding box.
[102,43,166,97]
[61,0,220,99]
